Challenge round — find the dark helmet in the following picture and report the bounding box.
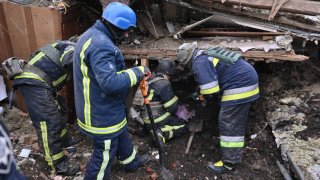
[157,59,176,75]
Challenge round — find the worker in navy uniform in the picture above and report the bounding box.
[176,42,260,174]
[73,2,150,179]
[0,119,26,180]
[142,59,188,146]
[2,40,79,175]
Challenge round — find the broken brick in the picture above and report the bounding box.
[150,172,158,180]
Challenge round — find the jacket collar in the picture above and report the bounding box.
[93,20,115,42]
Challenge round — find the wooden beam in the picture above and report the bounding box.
[120,48,309,62]
[210,0,320,16]
[193,0,320,32]
[186,31,284,37]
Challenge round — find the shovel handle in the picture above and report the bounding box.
[140,79,149,105]
[185,132,195,154]
[140,77,164,166]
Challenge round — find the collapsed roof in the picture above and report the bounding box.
[120,0,320,62]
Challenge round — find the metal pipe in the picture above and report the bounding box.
[287,152,305,180]
[276,160,293,180]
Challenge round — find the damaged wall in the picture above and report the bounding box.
[0,1,85,118]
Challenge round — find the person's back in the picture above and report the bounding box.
[191,49,259,106]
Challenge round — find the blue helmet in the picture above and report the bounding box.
[102,2,136,30]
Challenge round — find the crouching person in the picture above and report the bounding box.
[2,41,79,175]
[142,60,188,147]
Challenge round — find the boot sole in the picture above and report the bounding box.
[206,165,238,175]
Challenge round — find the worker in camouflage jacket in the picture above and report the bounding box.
[176,42,260,174]
[2,40,79,175]
[142,59,188,146]
[73,2,150,179]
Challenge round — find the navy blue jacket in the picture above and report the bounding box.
[192,50,259,106]
[14,41,74,91]
[145,74,179,125]
[73,20,144,140]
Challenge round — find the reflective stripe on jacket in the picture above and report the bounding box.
[192,50,259,106]
[73,20,144,139]
[14,41,74,91]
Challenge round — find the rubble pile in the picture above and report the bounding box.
[264,67,320,179]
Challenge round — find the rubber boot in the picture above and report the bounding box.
[139,154,151,166]
[55,158,80,176]
[207,161,236,174]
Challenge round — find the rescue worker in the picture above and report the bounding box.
[142,59,188,146]
[2,41,79,175]
[176,42,260,174]
[73,2,150,179]
[0,119,26,180]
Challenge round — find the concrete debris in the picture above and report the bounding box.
[83,152,92,157]
[304,15,320,24]
[279,97,302,106]
[133,39,141,45]
[275,35,293,51]
[307,165,320,180]
[266,79,320,179]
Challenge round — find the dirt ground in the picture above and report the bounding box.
[2,61,320,179]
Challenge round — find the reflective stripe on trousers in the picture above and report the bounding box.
[143,112,171,124]
[220,136,244,148]
[97,140,111,180]
[161,124,185,139]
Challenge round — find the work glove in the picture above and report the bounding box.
[139,66,152,80]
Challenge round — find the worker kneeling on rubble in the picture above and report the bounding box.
[2,40,79,175]
[142,60,188,146]
[73,2,150,179]
[177,42,260,174]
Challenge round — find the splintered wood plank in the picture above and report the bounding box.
[120,48,309,62]
[3,1,36,59]
[210,0,320,16]
[186,31,284,37]
[0,2,13,61]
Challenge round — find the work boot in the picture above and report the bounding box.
[55,159,80,176]
[207,161,236,174]
[139,154,151,166]
[63,136,81,148]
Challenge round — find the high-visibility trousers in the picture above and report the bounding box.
[18,84,69,170]
[219,102,251,164]
[84,130,141,180]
